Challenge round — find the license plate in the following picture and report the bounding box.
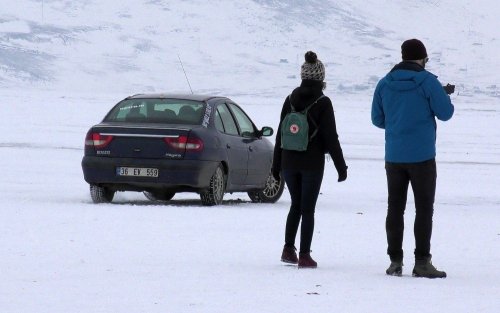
[116,167,159,177]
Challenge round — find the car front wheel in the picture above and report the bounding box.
[248,173,285,203]
[200,164,226,206]
[90,184,115,203]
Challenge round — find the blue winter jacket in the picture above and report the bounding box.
[371,62,454,163]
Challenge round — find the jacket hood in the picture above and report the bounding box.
[383,69,432,91]
[383,61,436,92]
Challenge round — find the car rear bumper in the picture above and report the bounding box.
[81,156,219,191]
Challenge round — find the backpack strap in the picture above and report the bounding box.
[289,94,324,113]
[302,95,325,114]
[304,95,325,141]
[287,94,296,112]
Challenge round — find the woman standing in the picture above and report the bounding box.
[272,51,348,268]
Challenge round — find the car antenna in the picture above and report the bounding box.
[178,54,193,94]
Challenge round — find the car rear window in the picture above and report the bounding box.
[103,98,205,124]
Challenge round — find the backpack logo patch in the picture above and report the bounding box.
[290,124,300,134]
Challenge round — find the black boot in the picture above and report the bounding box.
[386,260,403,276]
[412,256,446,278]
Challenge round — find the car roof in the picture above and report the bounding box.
[125,93,227,102]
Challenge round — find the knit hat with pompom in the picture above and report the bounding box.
[300,51,325,81]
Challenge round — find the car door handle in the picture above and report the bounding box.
[249,146,253,152]
[226,144,231,149]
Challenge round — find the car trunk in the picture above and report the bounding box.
[88,123,194,159]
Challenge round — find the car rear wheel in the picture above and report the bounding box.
[143,191,175,201]
[200,164,226,206]
[248,173,285,203]
[90,184,115,203]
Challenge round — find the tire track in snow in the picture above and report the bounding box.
[0,142,82,151]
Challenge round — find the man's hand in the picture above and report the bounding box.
[443,83,455,95]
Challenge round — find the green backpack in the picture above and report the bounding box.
[280,94,325,151]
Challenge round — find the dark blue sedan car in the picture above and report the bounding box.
[81,93,284,205]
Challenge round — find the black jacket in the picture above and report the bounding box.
[273,80,347,174]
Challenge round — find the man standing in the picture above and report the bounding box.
[371,39,454,278]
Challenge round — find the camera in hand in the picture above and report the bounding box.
[443,83,455,95]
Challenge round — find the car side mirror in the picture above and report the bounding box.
[260,126,274,137]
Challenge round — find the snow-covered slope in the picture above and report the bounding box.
[1,0,499,98]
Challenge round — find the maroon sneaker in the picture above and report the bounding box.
[281,246,298,264]
[298,253,317,268]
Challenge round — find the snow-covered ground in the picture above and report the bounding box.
[1,1,499,312]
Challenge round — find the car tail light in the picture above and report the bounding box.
[164,135,203,152]
[85,132,113,149]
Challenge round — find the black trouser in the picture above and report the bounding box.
[385,159,436,261]
[283,169,324,254]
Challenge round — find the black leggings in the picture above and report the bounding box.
[385,159,436,261]
[283,169,324,254]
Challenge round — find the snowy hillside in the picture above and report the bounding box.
[1,0,499,98]
[0,1,499,313]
